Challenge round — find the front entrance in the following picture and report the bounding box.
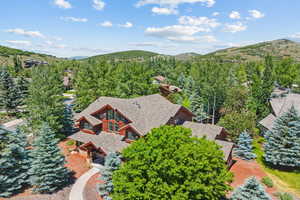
[92,151,105,165]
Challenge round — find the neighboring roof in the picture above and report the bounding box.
[182,121,223,140]
[154,75,166,82]
[259,114,276,130]
[270,93,300,116]
[69,131,129,154]
[182,121,233,161]
[215,140,234,162]
[76,94,193,136]
[2,119,25,132]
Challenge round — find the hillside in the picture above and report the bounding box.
[202,39,300,62]
[0,45,62,66]
[175,52,201,61]
[85,50,161,61]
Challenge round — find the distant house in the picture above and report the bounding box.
[69,94,234,166]
[24,59,48,68]
[152,75,182,96]
[259,91,300,131]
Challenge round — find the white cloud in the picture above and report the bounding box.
[152,7,178,15]
[61,17,88,22]
[290,33,300,39]
[224,22,247,33]
[100,21,113,27]
[178,16,220,31]
[212,12,219,16]
[119,22,133,28]
[248,10,265,19]
[201,35,217,42]
[130,42,161,47]
[136,0,216,8]
[54,0,72,9]
[145,25,214,42]
[6,40,32,46]
[93,0,105,10]
[229,11,241,19]
[41,41,67,49]
[5,28,45,38]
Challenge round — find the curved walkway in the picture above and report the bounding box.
[69,167,100,200]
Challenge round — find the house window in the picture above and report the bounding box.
[126,130,139,140]
[108,122,114,131]
[114,123,119,131]
[107,110,114,120]
[81,121,93,130]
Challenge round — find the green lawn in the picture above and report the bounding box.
[253,138,300,195]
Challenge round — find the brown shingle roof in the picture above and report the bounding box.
[76,94,189,135]
[270,93,300,116]
[182,121,233,161]
[259,93,300,130]
[259,114,276,130]
[69,131,129,154]
[182,121,223,140]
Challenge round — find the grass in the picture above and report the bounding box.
[253,138,300,195]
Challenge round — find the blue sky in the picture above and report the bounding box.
[1,0,300,57]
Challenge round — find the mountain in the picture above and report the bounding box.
[69,56,88,60]
[0,45,62,66]
[202,39,300,62]
[85,50,161,61]
[175,52,201,60]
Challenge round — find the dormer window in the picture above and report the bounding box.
[126,130,139,141]
[80,120,93,130]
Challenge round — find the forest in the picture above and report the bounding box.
[0,54,300,199]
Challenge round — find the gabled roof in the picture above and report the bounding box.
[69,131,129,154]
[270,93,300,116]
[182,121,223,140]
[259,114,276,130]
[182,121,233,161]
[76,94,193,136]
[259,92,300,131]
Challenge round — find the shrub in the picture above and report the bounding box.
[66,140,75,146]
[261,177,273,188]
[275,192,294,200]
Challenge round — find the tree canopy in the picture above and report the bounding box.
[112,126,232,200]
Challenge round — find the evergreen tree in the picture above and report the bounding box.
[15,76,29,106]
[0,126,10,151]
[190,89,208,122]
[0,128,30,197]
[234,131,256,160]
[13,56,23,74]
[97,152,122,199]
[0,68,21,114]
[264,106,300,168]
[61,104,75,135]
[26,67,65,135]
[30,123,71,193]
[231,177,271,200]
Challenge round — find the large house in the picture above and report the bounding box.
[259,91,300,131]
[69,94,233,165]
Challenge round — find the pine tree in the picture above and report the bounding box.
[13,56,23,74]
[97,152,122,198]
[231,177,271,200]
[0,68,21,114]
[0,128,30,197]
[26,67,65,135]
[30,123,71,193]
[190,89,208,122]
[61,104,75,135]
[234,131,256,160]
[264,106,300,168]
[0,126,10,151]
[15,76,29,106]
